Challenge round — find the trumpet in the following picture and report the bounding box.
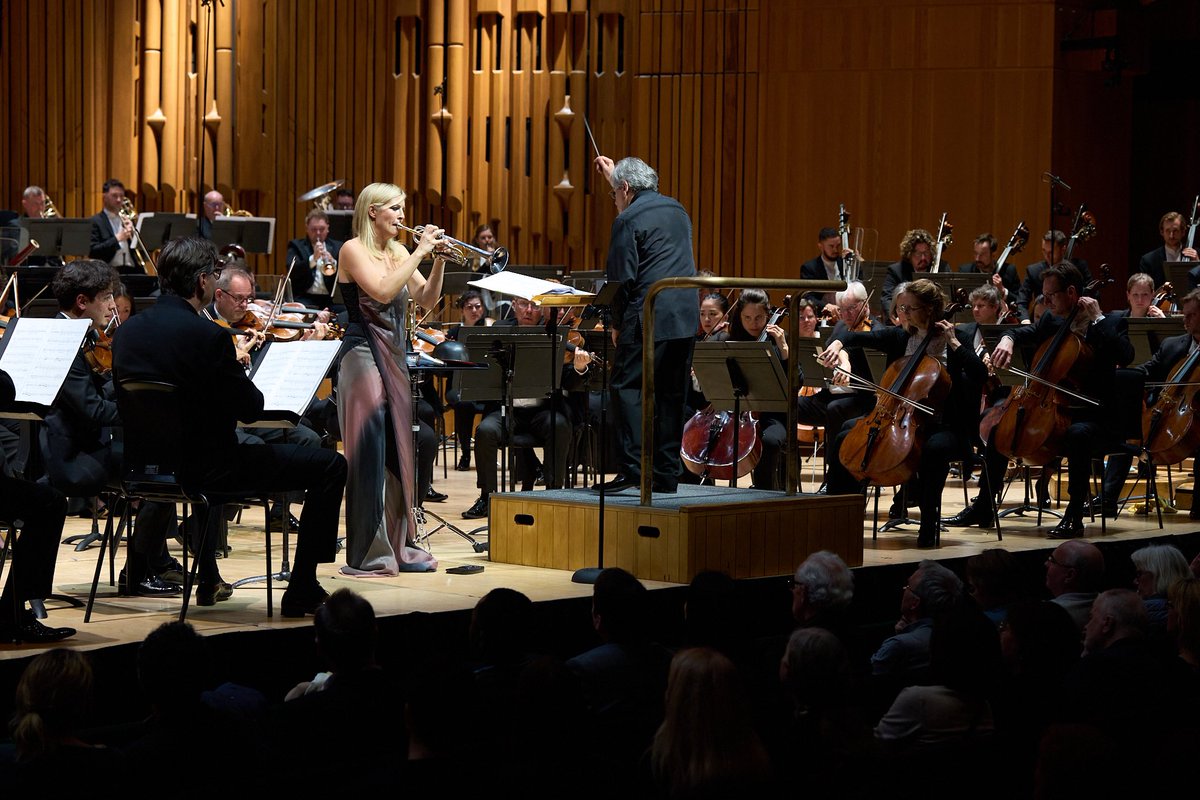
[41,193,60,218]
[397,223,509,273]
[118,197,157,275]
[311,237,338,276]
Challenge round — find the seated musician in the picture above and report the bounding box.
[112,237,347,615]
[1112,273,1166,320]
[819,279,987,548]
[800,227,850,316]
[14,186,63,267]
[0,367,75,643]
[796,281,880,464]
[1014,231,1094,322]
[958,233,1020,301]
[1141,211,1196,288]
[990,263,1133,538]
[1136,288,1200,521]
[46,261,184,596]
[720,289,790,490]
[462,296,591,519]
[447,288,492,471]
[88,179,137,271]
[288,208,345,312]
[796,297,820,339]
[881,230,935,321]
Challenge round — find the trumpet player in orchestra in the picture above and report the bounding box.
[289,208,345,312]
[88,179,137,271]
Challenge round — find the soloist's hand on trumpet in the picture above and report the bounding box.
[408,224,451,259]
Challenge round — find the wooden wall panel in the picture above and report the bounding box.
[1,0,1151,292]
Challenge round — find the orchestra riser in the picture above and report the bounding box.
[488,487,865,583]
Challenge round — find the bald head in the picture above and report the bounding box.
[1046,540,1105,597]
[203,190,224,221]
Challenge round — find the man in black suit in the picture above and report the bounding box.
[112,236,347,615]
[1014,230,1095,321]
[991,263,1133,538]
[1141,211,1197,288]
[800,226,847,314]
[592,155,698,493]
[957,232,1020,301]
[88,178,137,270]
[880,229,935,321]
[287,209,344,311]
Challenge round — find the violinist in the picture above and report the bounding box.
[800,227,851,315]
[447,288,492,471]
[881,229,936,321]
[1141,211,1196,288]
[204,267,268,367]
[462,295,592,519]
[697,291,730,340]
[113,283,136,324]
[990,263,1134,538]
[288,208,345,312]
[46,261,183,596]
[1135,288,1200,521]
[724,289,790,490]
[796,282,881,461]
[820,279,987,548]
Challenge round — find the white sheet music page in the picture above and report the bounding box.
[468,271,591,301]
[0,317,91,405]
[247,340,341,419]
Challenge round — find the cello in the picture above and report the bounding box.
[1142,344,1200,466]
[837,321,951,486]
[990,267,1111,465]
[680,295,789,481]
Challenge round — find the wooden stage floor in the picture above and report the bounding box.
[3,457,1196,660]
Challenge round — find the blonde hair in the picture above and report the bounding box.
[353,182,408,262]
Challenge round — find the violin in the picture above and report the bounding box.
[412,325,446,354]
[1142,345,1200,466]
[83,328,114,377]
[838,323,951,485]
[990,267,1111,465]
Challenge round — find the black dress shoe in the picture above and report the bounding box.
[1086,496,1118,519]
[1047,516,1085,539]
[455,454,471,471]
[119,570,184,597]
[268,510,303,533]
[462,495,490,520]
[592,475,638,493]
[196,581,234,607]
[0,610,76,644]
[280,583,330,618]
[154,557,186,585]
[940,504,995,528]
[426,487,448,503]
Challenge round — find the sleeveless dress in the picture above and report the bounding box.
[336,279,437,574]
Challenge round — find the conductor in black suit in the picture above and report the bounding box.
[112,236,347,615]
[592,156,698,493]
[1141,211,1197,288]
[288,208,345,311]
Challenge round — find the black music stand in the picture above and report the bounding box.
[136,213,192,252]
[1127,318,1186,365]
[326,210,353,243]
[1164,262,1197,294]
[211,217,275,254]
[926,272,991,323]
[690,341,790,489]
[19,218,93,259]
[461,328,563,506]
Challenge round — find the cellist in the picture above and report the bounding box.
[1133,288,1200,522]
[989,263,1133,538]
[819,279,987,548]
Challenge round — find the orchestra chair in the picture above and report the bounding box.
[86,380,284,622]
[1091,369,1163,534]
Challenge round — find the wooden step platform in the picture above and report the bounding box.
[488,485,864,583]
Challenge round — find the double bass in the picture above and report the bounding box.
[680,298,789,481]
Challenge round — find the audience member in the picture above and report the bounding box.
[1045,540,1105,632]
[871,560,962,683]
[683,570,741,658]
[1130,543,1191,631]
[965,548,1026,626]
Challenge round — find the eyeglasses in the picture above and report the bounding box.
[896,304,927,313]
[219,289,253,304]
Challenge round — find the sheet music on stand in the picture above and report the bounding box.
[691,341,791,414]
[469,271,593,304]
[241,339,341,427]
[0,317,92,418]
